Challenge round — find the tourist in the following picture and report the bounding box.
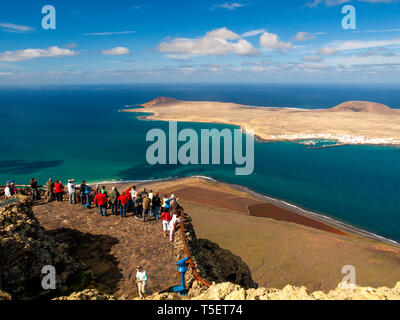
[148,190,154,216]
[134,193,143,219]
[130,186,138,199]
[109,187,119,216]
[160,208,171,237]
[136,266,148,299]
[4,184,11,197]
[67,179,76,204]
[130,186,138,216]
[83,185,92,208]
[46,178,55,202]
[142,193,151,222]
[152,192,161,220]
[101,185,107,196]
[125,187,132,211]
[80,180,87,205]
[8,182,16,196]
[118,192,128,218]
[169,212,181,242]
[30,178,39,202]
[54,180,64,202]
[95,185,101,195]
[170,197,181,217]
[130,186,138,215]
[162,194,171,213]
[94,191,108,217]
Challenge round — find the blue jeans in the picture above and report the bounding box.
[98,204,107,216]
[143,208,150,221]
[153,207,160,220]
[111,202,118,215]
[120,204,127,217]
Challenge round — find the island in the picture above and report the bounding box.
[124,97,400,146]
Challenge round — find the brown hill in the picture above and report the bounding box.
[142,97,179,108]
[326,101,394,115]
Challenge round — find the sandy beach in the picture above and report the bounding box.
[99,176,400,292]
[125,98,400,145]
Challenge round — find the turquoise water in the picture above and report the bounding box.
[1,84,400,242]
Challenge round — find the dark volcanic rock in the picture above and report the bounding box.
[0,196,82,299]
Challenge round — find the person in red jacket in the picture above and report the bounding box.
[118,193,128,218]
[125,188,132,212]
[160,210,171,237]
[94,192,108,217]
[54,180,64,202]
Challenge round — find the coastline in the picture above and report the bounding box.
[93,175,400,248]
[133,110,400,147]
[116,99,400,246]
[123,98,400,146]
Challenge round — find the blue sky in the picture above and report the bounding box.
[1,0,400,84]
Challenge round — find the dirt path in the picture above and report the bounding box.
[32,201,178,298]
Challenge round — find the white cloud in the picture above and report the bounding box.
[259,32,292,50]
[0,46,76,62]
[213,2,245,10]
[305,0,397,8]
[0,23,33,33]
[242,29,266,37]
[84,31,136,36]
[303,55,322,62]
[206,28,240,40]
[102,47,131,55]
[158,27,259,57]
[356,28,400,33]
[325,54,400,67]
[317,46,340,55]
[332,38,400,51]
[0,72,12,76]
[294,31,316,42]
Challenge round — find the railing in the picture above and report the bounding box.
[178,219,211,288]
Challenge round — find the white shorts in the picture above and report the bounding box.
[162,220,170,231]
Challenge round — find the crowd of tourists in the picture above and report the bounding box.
[3,177,184,243]
[3,177,186,298]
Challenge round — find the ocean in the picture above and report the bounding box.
[1,83,400,242]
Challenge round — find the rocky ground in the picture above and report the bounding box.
[32,199,178,298]
[30,194,254,299]
[0,196,82,299]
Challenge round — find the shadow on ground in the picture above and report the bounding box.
[48,228,123,294]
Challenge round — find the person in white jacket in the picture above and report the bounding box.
[67,179,76,204]
[169,213,181,242]
[4,185,11,197]
[136,266,148,298]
